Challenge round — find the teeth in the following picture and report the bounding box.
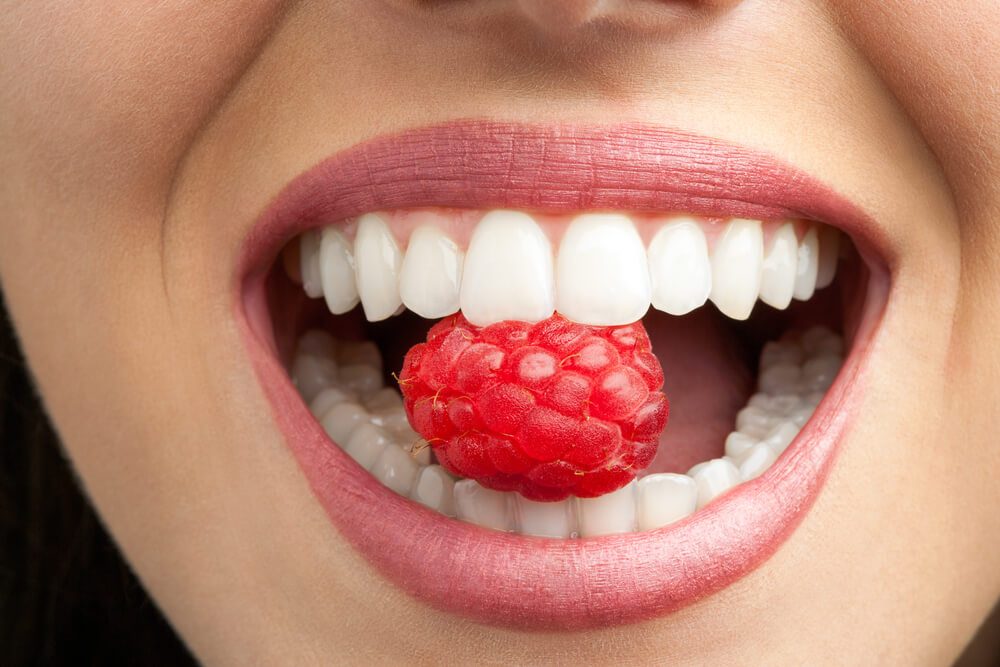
[319,227,360,314]
[291,326,843,537]
[577,481,637,537]
[688,458,741,508]
[460,210,555,326]
[636,473,698,530]
[299,230,323,299]
[354,213,403,321]
[556,214,651,325]
[793,225,819,301]
[759,222,799,310]
[709,219,764,320]
[514,496,576,538]
[454,480,513,531]
[647,219,712,316]
[815,226,840,289]
[399,225,464,318]
[411,465,456,516]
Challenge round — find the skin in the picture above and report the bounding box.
[1,0,998,663]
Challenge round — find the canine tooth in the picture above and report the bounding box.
[309,386,357,419]
[365,387,402,411]
[515,496,575,538]
[759,340,803,369]
[318,227,360,314]
[688,458,741,508]
[399,225,464,318]
[556,214,650,325]
[460,210,555,326]
[299,230,323,299]
[411,465,456,516]
[297,329,337,358]
[647,219,713,315]
[343,422,391,470]
[724,431,758,462]
[577,481,637,537]
[636,474,698,530]
[291,355,338,402]
[815,226,840,289]
[337,364,383,399]
[738,443,779,481]
[759,222,798,310]
[710,219,764,320]
[454,480,513,531]
[354,213,403,321]
[759,363,802,395]
[336,340,383,371]
[371,444,420,496]
[793,226,819,301]
[761,420,799,455]
[320,401,370,444]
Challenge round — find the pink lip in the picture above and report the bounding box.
[238,120,890,630]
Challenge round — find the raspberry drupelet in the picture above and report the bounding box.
[398,314,669,501]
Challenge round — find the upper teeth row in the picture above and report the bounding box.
[293,210,842,326]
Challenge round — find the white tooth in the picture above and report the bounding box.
[577,481,637,537]
[337,364,383,399]
[319,227,360,314]
[647,219,713,316]
[736,406,779,439]
[297,329,337,358]
[299,230,323,299]
[454,480,513,531]
[460,210,555,326]
[556,214,650,325]
[515,496,575,538]
[291,355,338,402]
[688,458,741,508]
[319,401,370,444]
[309,386,357,419]
[800,325,837,357]
[793,226,819,301]
[710,219,764,320]
[802,355,842,392]
[759,340,803,369]
[815,226,841,289]
[636,474,698,531]
[747,392,799,416]
[759,363,802,395]
[342,422,390,470]
[761,420,799,455]
[724,431,759,463]
[371,444,420,496]
[411,465,456,516]
[354,213,403,321]
[365,387,403,411]
[398,437,432,466]
[399,225,464,318]
[759,223,799,310]
[336,340,382,371]
[738,443,779,481]
[790,406,813,427]
[370,406,412,436]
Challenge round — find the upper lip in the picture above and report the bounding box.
[238,120,890,630]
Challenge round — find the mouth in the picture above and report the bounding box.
[238,121,890,630]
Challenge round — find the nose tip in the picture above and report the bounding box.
[513,0,742,39]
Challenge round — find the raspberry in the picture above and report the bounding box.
[399,314,668,501]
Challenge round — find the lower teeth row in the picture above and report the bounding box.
[290,326,844,539]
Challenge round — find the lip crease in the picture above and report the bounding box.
[237,120,890,630]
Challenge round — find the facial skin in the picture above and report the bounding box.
[1,1,998,663]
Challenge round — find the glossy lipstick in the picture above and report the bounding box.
[238,120,889,630]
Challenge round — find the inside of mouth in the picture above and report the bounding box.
[261,209,867,539]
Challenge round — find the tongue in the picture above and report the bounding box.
[643,308,753,474]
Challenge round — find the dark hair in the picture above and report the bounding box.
[0,292,194,666]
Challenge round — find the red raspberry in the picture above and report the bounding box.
[399,314,668,501]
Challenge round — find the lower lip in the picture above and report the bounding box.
[237,121,891,629]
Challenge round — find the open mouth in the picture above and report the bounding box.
[238,121,890,629]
